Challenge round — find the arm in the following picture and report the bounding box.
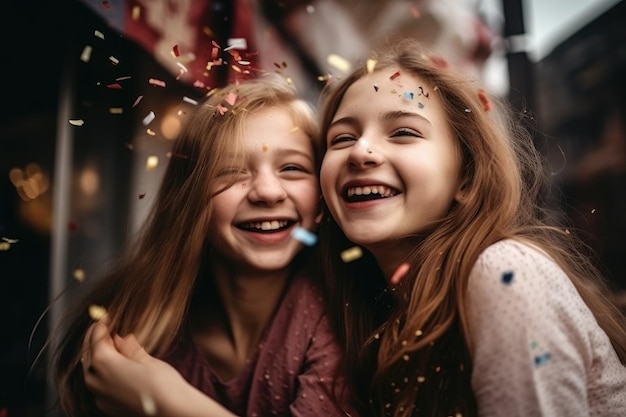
[467,240,592,417]
[82,320,239,417]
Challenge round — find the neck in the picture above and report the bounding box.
[367,239,415,283]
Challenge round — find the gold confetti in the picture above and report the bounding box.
[145,156,159,171]
[340,246,362,262]
[69,119,85,126]
[262,143,268,152]
[88,304,107,321]
[327,54,351,73]
[73,268,86,282]
[0,242,10,251]
[80,45,93,63]
[146,129,156,136]
[94,30,105,40]
[417,376,426,383]
[108,107,123,114]
[366,58,377,74]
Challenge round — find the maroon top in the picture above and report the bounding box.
[164,273,357,417]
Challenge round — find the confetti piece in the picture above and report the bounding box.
[591,208,596,214]
[140,392,157,416]
[327,54,351,73]
[107,83,122,89]
[217,104,228,115]
[145,156,159,171]
[172,44,180,57]
[142,111,156,125]
[417,376,426,383]
[464,108,472,113]
[403,91,414,100]
[88,304,107,321]
[373,84,379,92]
[132,5,141,20]
[182,96,198,105]
[225,38,247,50]
[0,242,10,251]
[109,56,119,65]
[1,237,19,244]
[148,78,166,88]
[366,59,377,74]
[132,95,144,108]
[80,45,93,62]
[417,102,424,109]
[340,246,362,263]
[94,30,105,40]
[291,227,318,247]
[389,71,401,81]
[534,352,551,367]
[390,263,410,285]
[501,271,514,285]
[418,86,429,98]
[262,143,268,152]
[146,129,156,136]
[73,269,85,282]
[225,92,238,106]
[138,192,146,199]
[69,119,85,126]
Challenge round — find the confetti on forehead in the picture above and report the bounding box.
[389,71,401,81]
[262,143,268,152]
[367,59,377,74]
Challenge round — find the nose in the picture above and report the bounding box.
[348,138,383,169]
[247,170,288,205]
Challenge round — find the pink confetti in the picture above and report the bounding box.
[217,104,228,115]
[225,92,237,106]
[107,83,122,89]
[148,78,166,88]
[132,95,144,108]
[390,263,410,285]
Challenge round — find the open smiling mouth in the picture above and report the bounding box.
[344,185,398,202]
[237,220,294,232]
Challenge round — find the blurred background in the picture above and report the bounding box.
[1,0,624,415]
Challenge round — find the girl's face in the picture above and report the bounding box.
[321,67,463,263]
[208,106,320,273]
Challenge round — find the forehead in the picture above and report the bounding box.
[241,106,314,154]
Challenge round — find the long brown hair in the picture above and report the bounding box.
[49,74,320,417]
[318,38,626,417]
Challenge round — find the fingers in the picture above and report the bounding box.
[113,332,148,362]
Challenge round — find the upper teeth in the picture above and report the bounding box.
[242,220,288,231]
[347,185,396,197]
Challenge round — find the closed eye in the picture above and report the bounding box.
[328,134,357,147]
[391,128,423,139]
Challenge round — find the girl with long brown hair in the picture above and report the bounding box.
[318,39,626,417]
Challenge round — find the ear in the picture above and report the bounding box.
[454,178,469,203]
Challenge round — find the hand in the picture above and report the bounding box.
[81,320,189,417]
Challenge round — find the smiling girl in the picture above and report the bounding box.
[318,39,626,417]
[50,75,357,417]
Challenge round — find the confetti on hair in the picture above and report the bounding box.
[145,156,159,171]
[109,56,119,65]
[501,271,514,285]
[217,104,229,115]
[80,45,93,63]
[142,111,156,125]
[464,108,472,113]
[148,78,166,88]
[291,227,318,247]
[327,54,351,73]
[478,88,493,111]
[366,58,377,74]
[390,263,410,285]
[534,352,551,367]
[225,92,238,106]
[403,91,414,100]
[340,246,362,263]
[69,119,85,126]
[389,71,400,81]
[140,392,157,416]
[73,268,85,282]
[109,107,123,114]
[182,96,198,105]
[88,304,107,321]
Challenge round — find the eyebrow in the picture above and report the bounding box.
[273,147,314,162]
[330,110,432,128]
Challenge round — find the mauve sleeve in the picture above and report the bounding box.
[289,314,359,417]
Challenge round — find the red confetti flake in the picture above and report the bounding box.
[138,192,146,199]
[389,71,401,80]
[68,221,78,231]
[107,83,122,89]
[172,44,180,57]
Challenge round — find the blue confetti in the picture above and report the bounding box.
[403,91,414,100]
[501,271,514,285]
[534,352,551,367]
[291,227,318,246]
